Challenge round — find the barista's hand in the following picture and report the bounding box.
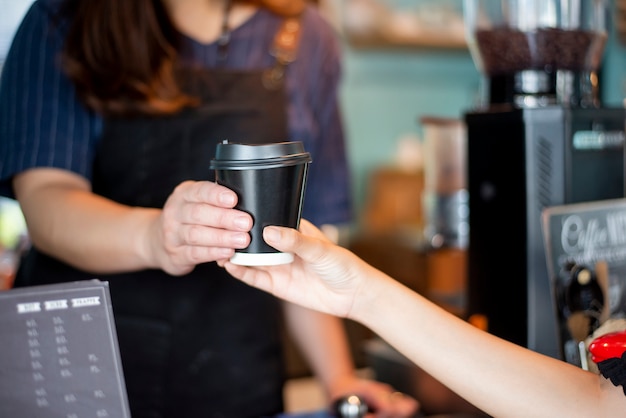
[154,180,252,275]
[330,376,420,418]
[13,170,252,275]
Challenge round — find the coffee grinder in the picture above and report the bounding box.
[463,0,626,359]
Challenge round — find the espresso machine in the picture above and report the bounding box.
[463,0,626,359]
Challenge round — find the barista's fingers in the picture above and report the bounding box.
[179,223,251,250]
[184,243,236,264]
[160,203,250,250]
[161,227,248,274]
[163,182,252,233]
[177,180,239,209]
[178,201,253,232]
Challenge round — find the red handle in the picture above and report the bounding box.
[589,330,626,363]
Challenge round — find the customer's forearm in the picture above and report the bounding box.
[351,268,609,418]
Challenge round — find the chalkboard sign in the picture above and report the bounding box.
[0,280,131,417]
[542,198,626,367]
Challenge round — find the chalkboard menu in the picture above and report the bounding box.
[542,198,626,367]
[0,280,131,417]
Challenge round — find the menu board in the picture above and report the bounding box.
[542,198,626,366]
[0,280,131,417]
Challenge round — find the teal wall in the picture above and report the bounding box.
[340,1,626,224]
[339,46,480,222]
[602,0,626,106]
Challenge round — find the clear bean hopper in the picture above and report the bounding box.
[464,0,609,108]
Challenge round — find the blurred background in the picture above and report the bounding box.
[4,0,626,277]
[3,1,626,416]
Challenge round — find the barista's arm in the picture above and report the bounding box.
[13,167,252,275]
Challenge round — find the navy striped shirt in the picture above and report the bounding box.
[0,0,352,226]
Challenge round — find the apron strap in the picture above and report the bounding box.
[263,16,302,90]
[217,0,234,62]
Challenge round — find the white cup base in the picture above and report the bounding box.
[229,252,294,266]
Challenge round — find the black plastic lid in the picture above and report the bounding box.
[210,140,312,170]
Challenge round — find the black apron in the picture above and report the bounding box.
[15,20,300,418]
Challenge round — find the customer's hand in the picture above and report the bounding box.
[153,180,253,276]
[221,219,373,318]
[222,221,420,417]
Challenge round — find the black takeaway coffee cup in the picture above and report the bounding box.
[210,140,312,266]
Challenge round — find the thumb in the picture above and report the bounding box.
[262,225,300,253]
[263,223,329,263]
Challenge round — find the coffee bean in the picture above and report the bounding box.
[473,28,607,75]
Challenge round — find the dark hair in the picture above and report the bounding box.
[60,0,306,116]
